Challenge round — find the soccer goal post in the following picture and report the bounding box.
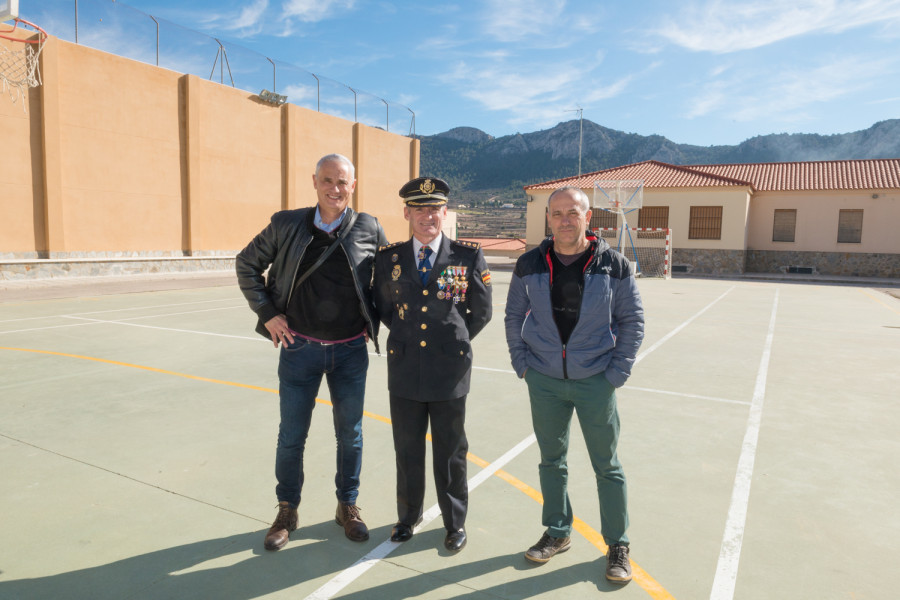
[593,227,672,279]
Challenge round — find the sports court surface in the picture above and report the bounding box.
[1,270,898,600]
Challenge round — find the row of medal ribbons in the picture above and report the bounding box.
[437,266,468,303]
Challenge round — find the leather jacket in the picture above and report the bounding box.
[236,207,388,352]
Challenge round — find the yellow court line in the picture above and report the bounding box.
[2,345,674,599]
[861,289,900,316]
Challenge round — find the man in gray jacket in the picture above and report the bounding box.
[504,186,644,584]
[236,153,387,551]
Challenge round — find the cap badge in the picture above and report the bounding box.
[419,179,435,195]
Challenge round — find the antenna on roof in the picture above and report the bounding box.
[566,106,583,176]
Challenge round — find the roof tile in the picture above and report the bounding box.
[524,159,900,192]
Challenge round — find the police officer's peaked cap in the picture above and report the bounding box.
[400,177,450,206]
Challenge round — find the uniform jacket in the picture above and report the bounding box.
[236,207,387,351]
[374,236,492,401]
[504,234,644,388]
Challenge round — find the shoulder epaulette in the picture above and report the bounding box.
[378,241,404,252]
[451,239,481,250]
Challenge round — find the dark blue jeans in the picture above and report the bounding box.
[275,336,368,507]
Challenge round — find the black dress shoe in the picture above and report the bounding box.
[444,528,467,552]
[391,522,415,542]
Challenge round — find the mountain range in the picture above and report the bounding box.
[418,118,900,205]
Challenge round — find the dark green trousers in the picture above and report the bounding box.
[525,368,629,545]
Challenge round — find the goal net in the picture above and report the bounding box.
[593,227,671,279]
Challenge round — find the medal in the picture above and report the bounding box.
[391,253,398,263]
[437,291,445,300]
[391,265,401,281]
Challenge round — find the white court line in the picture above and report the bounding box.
[61,315,265,342]
[99,305,244,322]
[471,366,746,406]
[0,298,241,323]
[710,288,779,600]
[0,306,249,337]
[633,286,735,366]
[626,386,749,407]
[304,434,537,600]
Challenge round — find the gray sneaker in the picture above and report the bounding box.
[525,533,571,563]
[606,543,632,583]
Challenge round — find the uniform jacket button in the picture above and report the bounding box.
[420,341,427,347]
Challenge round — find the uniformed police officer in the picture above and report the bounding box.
[374,176,492,552]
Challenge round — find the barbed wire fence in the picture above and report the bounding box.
[27,0,416,136]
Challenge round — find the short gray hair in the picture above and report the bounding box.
[548,186,590,212]
[316,153,356,180]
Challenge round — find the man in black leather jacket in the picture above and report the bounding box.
[236,153,387,551]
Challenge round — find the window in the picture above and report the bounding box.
[837,209,863,243]
[591,209,619,238]
[638,206,669,238]
[638,206,669,230]
[689,206,722,240]
[772,209,796,242]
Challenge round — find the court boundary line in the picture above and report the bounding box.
[0,298,242,323]
[709,288,779,600]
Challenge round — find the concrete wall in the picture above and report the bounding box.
[0,34,418,273]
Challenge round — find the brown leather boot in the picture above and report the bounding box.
[335,502,369,542]
[264,501,298,551]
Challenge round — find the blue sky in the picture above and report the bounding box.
[22,0,900,146]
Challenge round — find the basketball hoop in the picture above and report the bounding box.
[592,179,646,271]
[0,17,48,109]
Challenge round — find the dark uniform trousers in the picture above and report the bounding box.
[374,235,492,533]
[390,394,468,530]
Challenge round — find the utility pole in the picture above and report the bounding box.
[567,107,584,176]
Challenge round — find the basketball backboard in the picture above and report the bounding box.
[592,179,644,213]
[0,0,18,23]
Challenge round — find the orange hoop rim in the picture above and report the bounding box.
[0,17,48,44]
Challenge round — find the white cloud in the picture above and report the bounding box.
[197,0,269,37]
[686,54,897,122]
[236,0,269,28]
[479,0,600,46]
[656,0,900,53]
[444,59,633,129]
[280,0,356,23]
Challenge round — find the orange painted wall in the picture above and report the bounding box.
[55,42,184,254]
[0,35,418,258]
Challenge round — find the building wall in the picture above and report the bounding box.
[0,35,418,270]
[747,189,900,254]
[525,183,899,277]
[525,186,751,252]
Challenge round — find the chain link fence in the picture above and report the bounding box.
[26,0,416,135]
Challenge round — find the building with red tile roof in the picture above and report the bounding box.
[522,160,900,277]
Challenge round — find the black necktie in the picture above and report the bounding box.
[417,245,433,286]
